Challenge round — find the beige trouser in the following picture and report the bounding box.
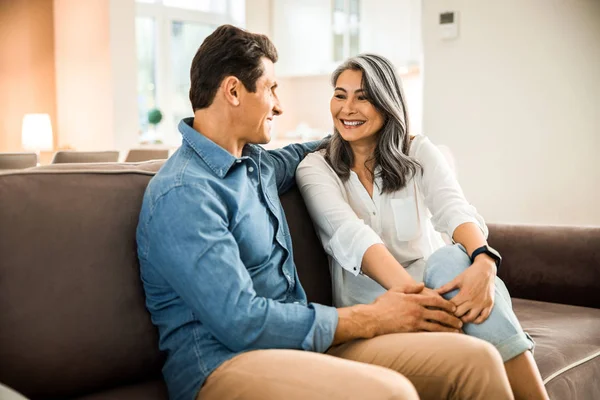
[197,333,514,400]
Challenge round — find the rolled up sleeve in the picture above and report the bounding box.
[143,184,338,353]
[296,153,384,276]
[417,139,488,239]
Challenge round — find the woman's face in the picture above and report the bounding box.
[330,69,385,146]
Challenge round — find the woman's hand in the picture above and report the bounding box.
[372,282,463,334]
[435,256,496,324]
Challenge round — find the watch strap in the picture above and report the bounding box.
[470,245,501,268]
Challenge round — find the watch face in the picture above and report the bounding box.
[472,246,502,267]
[487,246,501,260]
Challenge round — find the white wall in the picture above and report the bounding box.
[271,0,333,76]
[360,0,422,67]
[54,0,137,151]
[54,0,112,150]
[246,0,272,36]
[0,0,58,152]
[109,0,139,151]
[422,0,600,226]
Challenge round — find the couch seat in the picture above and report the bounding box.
[514,298,600,399]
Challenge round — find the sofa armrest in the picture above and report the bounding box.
[488,223,600,309]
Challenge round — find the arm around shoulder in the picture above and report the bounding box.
[267,139,323,194]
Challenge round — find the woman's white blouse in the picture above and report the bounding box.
[296,135,488,307]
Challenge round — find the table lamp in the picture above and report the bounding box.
[21,114,54,164]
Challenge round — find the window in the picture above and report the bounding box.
[135,0,245,145]
[136,17,157,135]
[170,21,217,129]
[163,0,226,13]
[348,0,360,57]
[332,0,360,62]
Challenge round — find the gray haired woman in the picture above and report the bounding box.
[296,53,549,400]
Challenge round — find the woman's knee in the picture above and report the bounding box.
[423,244,471,289]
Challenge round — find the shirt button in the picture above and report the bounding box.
[248,166,254,173]
[372,211,376,215]
[236,159,242,164]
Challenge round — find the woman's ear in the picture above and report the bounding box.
[221,76,241,106]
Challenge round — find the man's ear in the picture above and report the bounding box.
[222,76,241,106]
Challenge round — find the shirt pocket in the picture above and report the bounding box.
[390,196,421,241]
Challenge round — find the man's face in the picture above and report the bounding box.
[237,58,282,144]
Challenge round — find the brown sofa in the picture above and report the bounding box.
[0,162,599,399]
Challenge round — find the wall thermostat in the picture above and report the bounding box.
[439,11,459,40]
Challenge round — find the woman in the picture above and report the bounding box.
[296,54,549,400]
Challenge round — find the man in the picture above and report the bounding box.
[137,25,514,400]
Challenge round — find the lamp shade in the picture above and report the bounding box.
[22,113,53,151]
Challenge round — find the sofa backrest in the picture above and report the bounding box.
[280,187,333,306]
[0,163,166,398]
[3,161,596,399]
[0,161,333,399]
[490,223,600,309]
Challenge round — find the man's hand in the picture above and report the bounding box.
[371,282,463,335]
[436,256,496,324]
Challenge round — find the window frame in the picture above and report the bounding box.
[135,0,243,145]
[332,0,360,63]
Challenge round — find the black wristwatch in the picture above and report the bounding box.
[470,245,502,268]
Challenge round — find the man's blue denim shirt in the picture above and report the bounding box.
[136,118,338,400]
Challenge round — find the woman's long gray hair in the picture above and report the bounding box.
[318,53,421,193]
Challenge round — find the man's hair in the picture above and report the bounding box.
[189,24,278,111]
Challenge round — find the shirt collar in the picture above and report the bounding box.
[179,117,256,178]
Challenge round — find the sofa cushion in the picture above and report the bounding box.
[281,186,600,399]
[280,187,333,306]
[0,163,165,399]
[1,164,598,400]
[72,380,168,400]
[514,298,600,400]
[490,223,600,309]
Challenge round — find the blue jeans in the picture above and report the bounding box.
[423,244,534,362]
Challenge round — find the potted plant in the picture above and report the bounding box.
[140,108,164,144]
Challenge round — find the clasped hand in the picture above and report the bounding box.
[373,282,462,334]
[435,257,497,325]
[374,258,496,335]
